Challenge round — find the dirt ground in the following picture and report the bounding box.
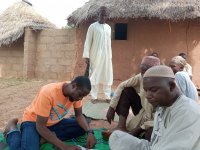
[0,78,117,132]
[1,77,199,132]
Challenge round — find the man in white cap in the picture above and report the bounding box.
[179,52,193,79]
[104,56,160,139]
[83,6,113,101]
[109,65,200,150]
[169,56,198,101]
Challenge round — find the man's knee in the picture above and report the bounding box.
[122,87,137,96]
[109,130,127,149]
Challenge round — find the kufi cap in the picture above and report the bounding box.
[141,56,160,67]
[143,65,175,78]
[171,56,186,67]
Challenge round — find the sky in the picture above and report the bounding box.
[0,0,89,28]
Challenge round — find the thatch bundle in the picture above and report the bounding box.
[67,0,200,27]
[0,0,56,46]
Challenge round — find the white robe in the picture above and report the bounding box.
[109,95,200,150]
[184,63,192,77]
[83,22,113,85]
[175,71,198,101]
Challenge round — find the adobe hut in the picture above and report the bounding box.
[67,0,200,87]
[0,0,56,78]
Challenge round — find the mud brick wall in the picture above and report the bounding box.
[24,28,77,81]
[0,37,24,77]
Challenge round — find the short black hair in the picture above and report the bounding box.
[71,76,91,91]
[179,52,187,59]
[150,52,159,57]
[179,52,186,56]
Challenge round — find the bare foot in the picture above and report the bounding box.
[91,99,98,104]
[3,118,18,137]
[102,127,128,140]
[105,99,111,103]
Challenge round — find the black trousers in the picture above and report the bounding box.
[116,87,142,117]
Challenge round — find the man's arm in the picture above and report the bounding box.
[74,107,96,149]
[152,108,200,150]
[36,115,80,150]
[83,25,93,59]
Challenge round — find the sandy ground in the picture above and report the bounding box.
[1,77,199,132]
[0,78,117,132]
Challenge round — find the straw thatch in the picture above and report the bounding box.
[0,0,56,46]
[67,0,200,27]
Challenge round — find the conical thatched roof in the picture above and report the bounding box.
[0,0,56,46]
[67,0,200,27]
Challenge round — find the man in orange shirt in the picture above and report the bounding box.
[4,76,96,150]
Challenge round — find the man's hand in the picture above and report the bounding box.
[85,58,90,65]
[86,133,96,149]
[106,107,115,124]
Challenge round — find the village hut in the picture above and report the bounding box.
[67,0,200,87]
[0,0,56,78]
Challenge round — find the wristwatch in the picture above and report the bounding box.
[86,129,94,135]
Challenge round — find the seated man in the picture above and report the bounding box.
[179,52,192,79]
[105,56,160,139]
[4,76,96,150]
[169,56,198,101]
[109,65,200,150]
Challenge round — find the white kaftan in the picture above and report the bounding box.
[109,95,200,150]
[83,22,113,86]
[175,71,198,101]
[184,63,192,77]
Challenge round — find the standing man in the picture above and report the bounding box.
[4,76,96,150]
[109,66,200,150]
[83,6,113,101]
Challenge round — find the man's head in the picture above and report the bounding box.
[169,56,186,74]
[179,52,187,60]
[140,56,160,76]
[63,76,91,102]
[98,6,108,24]
[150,52,159,58]
[143,65,179,108]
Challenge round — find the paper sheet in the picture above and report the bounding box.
[78,145,97,150]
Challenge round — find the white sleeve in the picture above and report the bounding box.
[153,109,200,150]
[83,25,93,58]
[175,73,187,95]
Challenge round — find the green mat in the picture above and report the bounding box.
[0,128,109,150]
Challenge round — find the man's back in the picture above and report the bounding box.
[175,71,198,101]
[22,82,82,126]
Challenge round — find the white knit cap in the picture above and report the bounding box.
[143,65,175,78]
[171,56,186,67]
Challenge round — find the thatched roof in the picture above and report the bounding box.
[67,0,200,27]
[0,0,56,46]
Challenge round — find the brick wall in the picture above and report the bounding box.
[24,28,77,81]
[0,37,24,77]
